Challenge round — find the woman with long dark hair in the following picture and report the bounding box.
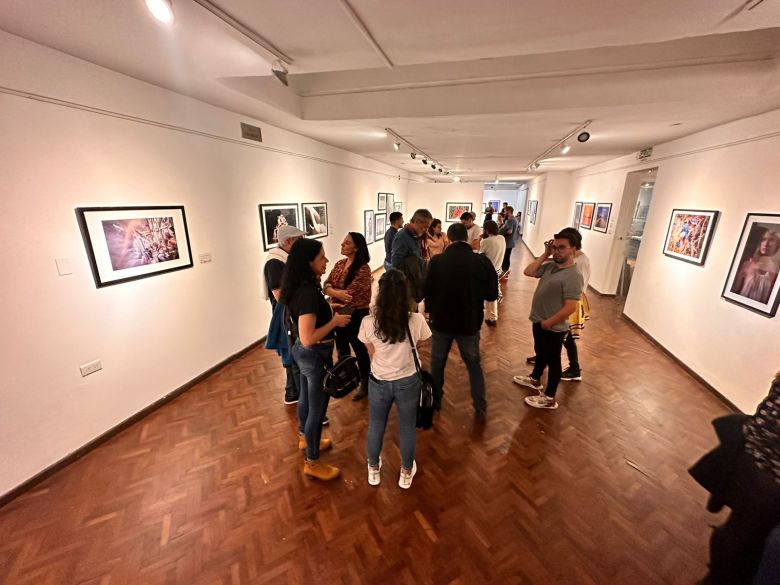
[280,238,351,481]
[357,269,431,489]
[425,219,449,260]
[323,232,373,401]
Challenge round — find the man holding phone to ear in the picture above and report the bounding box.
[513,230,583,410]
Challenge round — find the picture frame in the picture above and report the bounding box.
[377,192,389,212]
[301,202,328,240]
[76,205,193,288]
[375,214,386,239]
[259,203,301,251]
[364,209,375,244]
[580,202,595,230]
[593,203,612,233]
[572,202,583,229]
[487,199,500,212]
[393,201,403,213]
[529,200,539,225]
[386,193,394,211]
[445,202,473,222]
[722,213,780,317]
[663,209,720,266]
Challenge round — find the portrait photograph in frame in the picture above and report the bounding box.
[445,202,473,222]
[364,209,375,244]
[302,202,328,240]
[259,203,301,251]
[377,192,388,212]
[76,205,193,288]
[663,209,720,266]
[593,203,612,233]
[572,202,583,229]
[375,213,386,239]
[722,213,780,317]
[580,202,595,230]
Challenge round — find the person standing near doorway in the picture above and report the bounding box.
[499,205,518,280]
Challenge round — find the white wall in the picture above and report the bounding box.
[407,182,483,224]
[0,31,408,497]
[570,111,780,412]
[522,172,574,255]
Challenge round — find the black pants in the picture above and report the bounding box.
[563,331,580,372]
[335,308,370,379]
[501,247,513,272]
[530,322,566,397]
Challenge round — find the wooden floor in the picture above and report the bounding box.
[0,245,731,585]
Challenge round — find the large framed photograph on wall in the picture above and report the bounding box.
[663,209,719,266]
[593,203,612,233]
[377,192,389,212]
[259,203,301,251]
[580,202,595,229]
[364,209,375,244]
[445,202,473,222]
[722,213,780,317]
[375,214,386,239]
[572,202,583,229]
[76,205,193,288]
[302,202,328,240]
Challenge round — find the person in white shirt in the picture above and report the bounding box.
[479,220,506,326]
[358,269,431,489]
[460,212,483,251]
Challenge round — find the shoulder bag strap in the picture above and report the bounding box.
[405,319,423,377]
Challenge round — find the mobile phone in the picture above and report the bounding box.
[338,306,355,315]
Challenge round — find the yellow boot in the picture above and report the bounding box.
[303,459,341,481]
[298,435,333,452]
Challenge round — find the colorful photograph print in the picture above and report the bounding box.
[572,202,583,229]
[722,213,780,317]
[259,203,300,251]
[364,209,375,244]
[593,203,612,233]
[488,199,501,212]
[375,214,386,239]
[580,203,595,229]
[302,202,328,240]
[377,192,388,212]
[446,202,473,222]
[663,209,719,266]
[76,206,193,288]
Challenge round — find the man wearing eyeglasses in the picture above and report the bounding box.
[513,230,584,409]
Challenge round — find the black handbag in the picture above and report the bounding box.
[406,324,435,430]
[323,354,361,398]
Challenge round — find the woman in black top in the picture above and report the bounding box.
[280,239,351,481]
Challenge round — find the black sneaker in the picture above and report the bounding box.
[322,415,330,426]
[525,355,536,364]
[561,368,582,381]
[284,393,299,405]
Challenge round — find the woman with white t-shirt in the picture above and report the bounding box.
[358,269,431,489]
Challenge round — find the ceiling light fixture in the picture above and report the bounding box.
[145,0,174,24]
[561,144,571,155]
[271,60,289,86]
[528,119,592,172]
[494,177,499,184]
[385,128,448,178]
[422,158,428,165]
[577,131,590,143]
[453,176,461,182]
[431,164,436,170]
[410,152,416,160]
[438,167,443,173]
[393,142,400,151]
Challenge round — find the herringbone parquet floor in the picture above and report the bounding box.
[0,245,731,585]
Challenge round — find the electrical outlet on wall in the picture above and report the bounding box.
[79,359,102,377]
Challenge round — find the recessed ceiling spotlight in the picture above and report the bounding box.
[422,158,428,165]
[453,176,461,182]
[561,144,571,155]
[410,152,416,160]
[438,167,443,173]
[577,131,590,143]
[145,0,174,24]
[393,142,400,151]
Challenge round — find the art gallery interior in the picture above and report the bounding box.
[1,1,780,583]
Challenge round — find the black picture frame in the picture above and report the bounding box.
[76,205,194,288]
[302,202,328,240]
[662,209,720,266]
[259,203,301,251]
[445,202,473,222]
[593,203,612,233]
[580,202,595,229]
[364,209,375,243]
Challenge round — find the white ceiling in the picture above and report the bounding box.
[2,0,780,182]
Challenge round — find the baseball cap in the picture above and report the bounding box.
[277,225,305,245]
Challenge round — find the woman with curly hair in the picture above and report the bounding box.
[280,238,351,481]
[358,269,431,489]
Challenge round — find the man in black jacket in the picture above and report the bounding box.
[424,222,499,416]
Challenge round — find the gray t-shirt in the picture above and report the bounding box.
[529,263,584,332]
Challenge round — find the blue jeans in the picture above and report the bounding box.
[430,330,486,413]
[292,341,333,460]
[366,373,419,470]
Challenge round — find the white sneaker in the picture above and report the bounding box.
[513,375,543,393]
[367,457,382,486]
[399,461,417,489]
[524,395,558,410]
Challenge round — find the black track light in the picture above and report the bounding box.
[410,152,416,160]
[393,141,400,151]
[438,167,443,173]
[577,131,590,143]
[431,164,436,170]
[422,158,428,165]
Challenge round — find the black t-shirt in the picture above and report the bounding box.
[264,259,285,308]
[287,282,334,340]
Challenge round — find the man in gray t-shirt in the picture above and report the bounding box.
[513,230,583,410]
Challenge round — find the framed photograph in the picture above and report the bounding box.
[76,206,193,288]
[594,203,612,233]
[259,203,301,251]
[375,214,386,239]
[377,192,389,212]
[393,201,403,213]
[445,202,473,222]
[364,209,375,244]
[386,193,394,210]
[722,213,780,317]
[529,200,539,225]
[580,202,595,230]
[487,199,500,212]
[302,202,328,240]
[663,209,720,266]
[572,202,583,229]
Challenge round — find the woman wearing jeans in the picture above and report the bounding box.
[358,270,431,489]
[280,239,351,481]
